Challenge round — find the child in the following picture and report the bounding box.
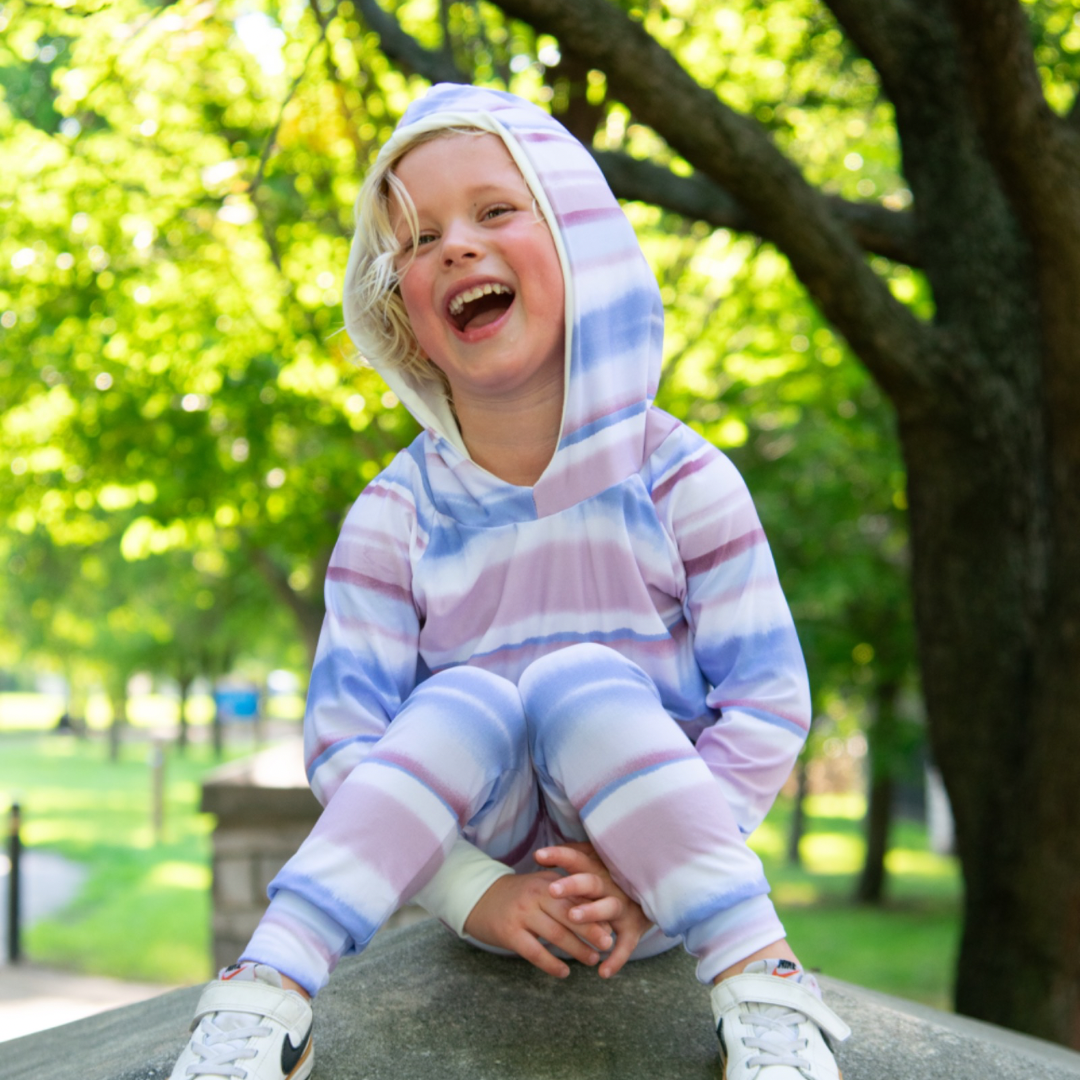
[169,84,850,1080]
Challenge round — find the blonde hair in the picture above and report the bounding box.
[344,126,489,389]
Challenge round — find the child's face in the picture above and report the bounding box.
[390,133,565,404]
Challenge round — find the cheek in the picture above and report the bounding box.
[399,276,438,343]
[528,239,565,309]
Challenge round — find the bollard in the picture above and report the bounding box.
[6,802,21,964]
[150,741,165,844]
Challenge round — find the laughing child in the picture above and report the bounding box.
[169,84,850,1080]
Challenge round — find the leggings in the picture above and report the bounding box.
[242,643,785,995]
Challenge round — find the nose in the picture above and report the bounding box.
[440,218,481,266]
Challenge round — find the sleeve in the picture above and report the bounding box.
[651,427,811,836]
[304,464,513,933]
[303,467,423,806]
[412,836,515,935]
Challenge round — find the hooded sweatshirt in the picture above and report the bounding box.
[307,84,810,930]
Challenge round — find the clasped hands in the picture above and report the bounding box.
[462,840,653,980]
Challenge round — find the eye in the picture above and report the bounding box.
[399,230,436,257]
[482,204,514,222]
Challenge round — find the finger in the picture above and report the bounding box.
[512,931,570,979]
[599,928,641,979]
[540,896,614,950]
[548,871,607,901]
[536,916,602,968]
[568,896,625,925]
[561,917,614,953]
[535,846,602,875]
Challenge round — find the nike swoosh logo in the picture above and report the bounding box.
[281,1020,313,1076]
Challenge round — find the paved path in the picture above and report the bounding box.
[0,964,174,1043]
[0,849,87,963]
[0,847,172,1043]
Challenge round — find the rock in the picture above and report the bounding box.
[5,920,1080,1080]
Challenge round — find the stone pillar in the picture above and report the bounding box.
[200,741,428,972]
[200,742,322,972]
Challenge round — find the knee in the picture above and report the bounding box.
[519,644,653,716]
[519,644,660,754]
[393,664,527,754]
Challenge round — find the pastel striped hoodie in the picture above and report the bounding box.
[312,84,809,884]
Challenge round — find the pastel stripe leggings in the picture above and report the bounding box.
[242,643,785,995]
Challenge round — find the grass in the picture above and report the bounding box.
[1,735,963,1007]
[750,793,961,1009]
[0,733,251,985]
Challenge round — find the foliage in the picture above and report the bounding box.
[0,0,419,679]
[0,0,916,733]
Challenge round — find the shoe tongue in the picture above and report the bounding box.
[744,958,820,995]
[212,962,286,1033]
[740,959,814,1025]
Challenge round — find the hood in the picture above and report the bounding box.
[345,83,664,520]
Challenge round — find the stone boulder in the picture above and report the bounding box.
[6,920,1080,1080]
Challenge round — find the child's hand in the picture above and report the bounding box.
[535,842,654,979]
[463,871,614,978]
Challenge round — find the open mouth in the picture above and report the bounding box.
[447,282,515,333]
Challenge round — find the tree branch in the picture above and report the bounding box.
[496,0,937,403]
[594,151,921,267]
[346,0,914,266]
[946,0,1074,207]
[354,0,467,84]
[249,546,326,665]
[823,0,922,92]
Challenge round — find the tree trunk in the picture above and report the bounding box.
[786,757,808,868]
[856,681,900,905]
[900,398,1080,1044]
[176,673,192,754]
[107,677,128,764]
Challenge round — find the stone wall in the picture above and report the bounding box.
[200,742,323,971]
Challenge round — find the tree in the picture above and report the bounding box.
[0,0,419,672]
[355,0,1077,1044]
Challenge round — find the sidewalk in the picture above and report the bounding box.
[0,963,176,1043]
[1,843,175,1042]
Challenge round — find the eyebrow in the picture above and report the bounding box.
[460,180,524,201]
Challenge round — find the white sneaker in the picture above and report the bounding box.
[709,960,850,1079]
[169,964,314,1080]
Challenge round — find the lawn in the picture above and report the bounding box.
[1,735,962,1007]
[0,733,250,984]
[749,793,961,1009]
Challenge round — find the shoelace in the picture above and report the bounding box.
[740,1003,812,1070]
[185,1014,273,1079]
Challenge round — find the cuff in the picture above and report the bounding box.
[412,836,516,936]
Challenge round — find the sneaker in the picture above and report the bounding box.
[710,959,850,1079]
[169,963,314,1080]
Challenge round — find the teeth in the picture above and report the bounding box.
[448,282,512,316]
